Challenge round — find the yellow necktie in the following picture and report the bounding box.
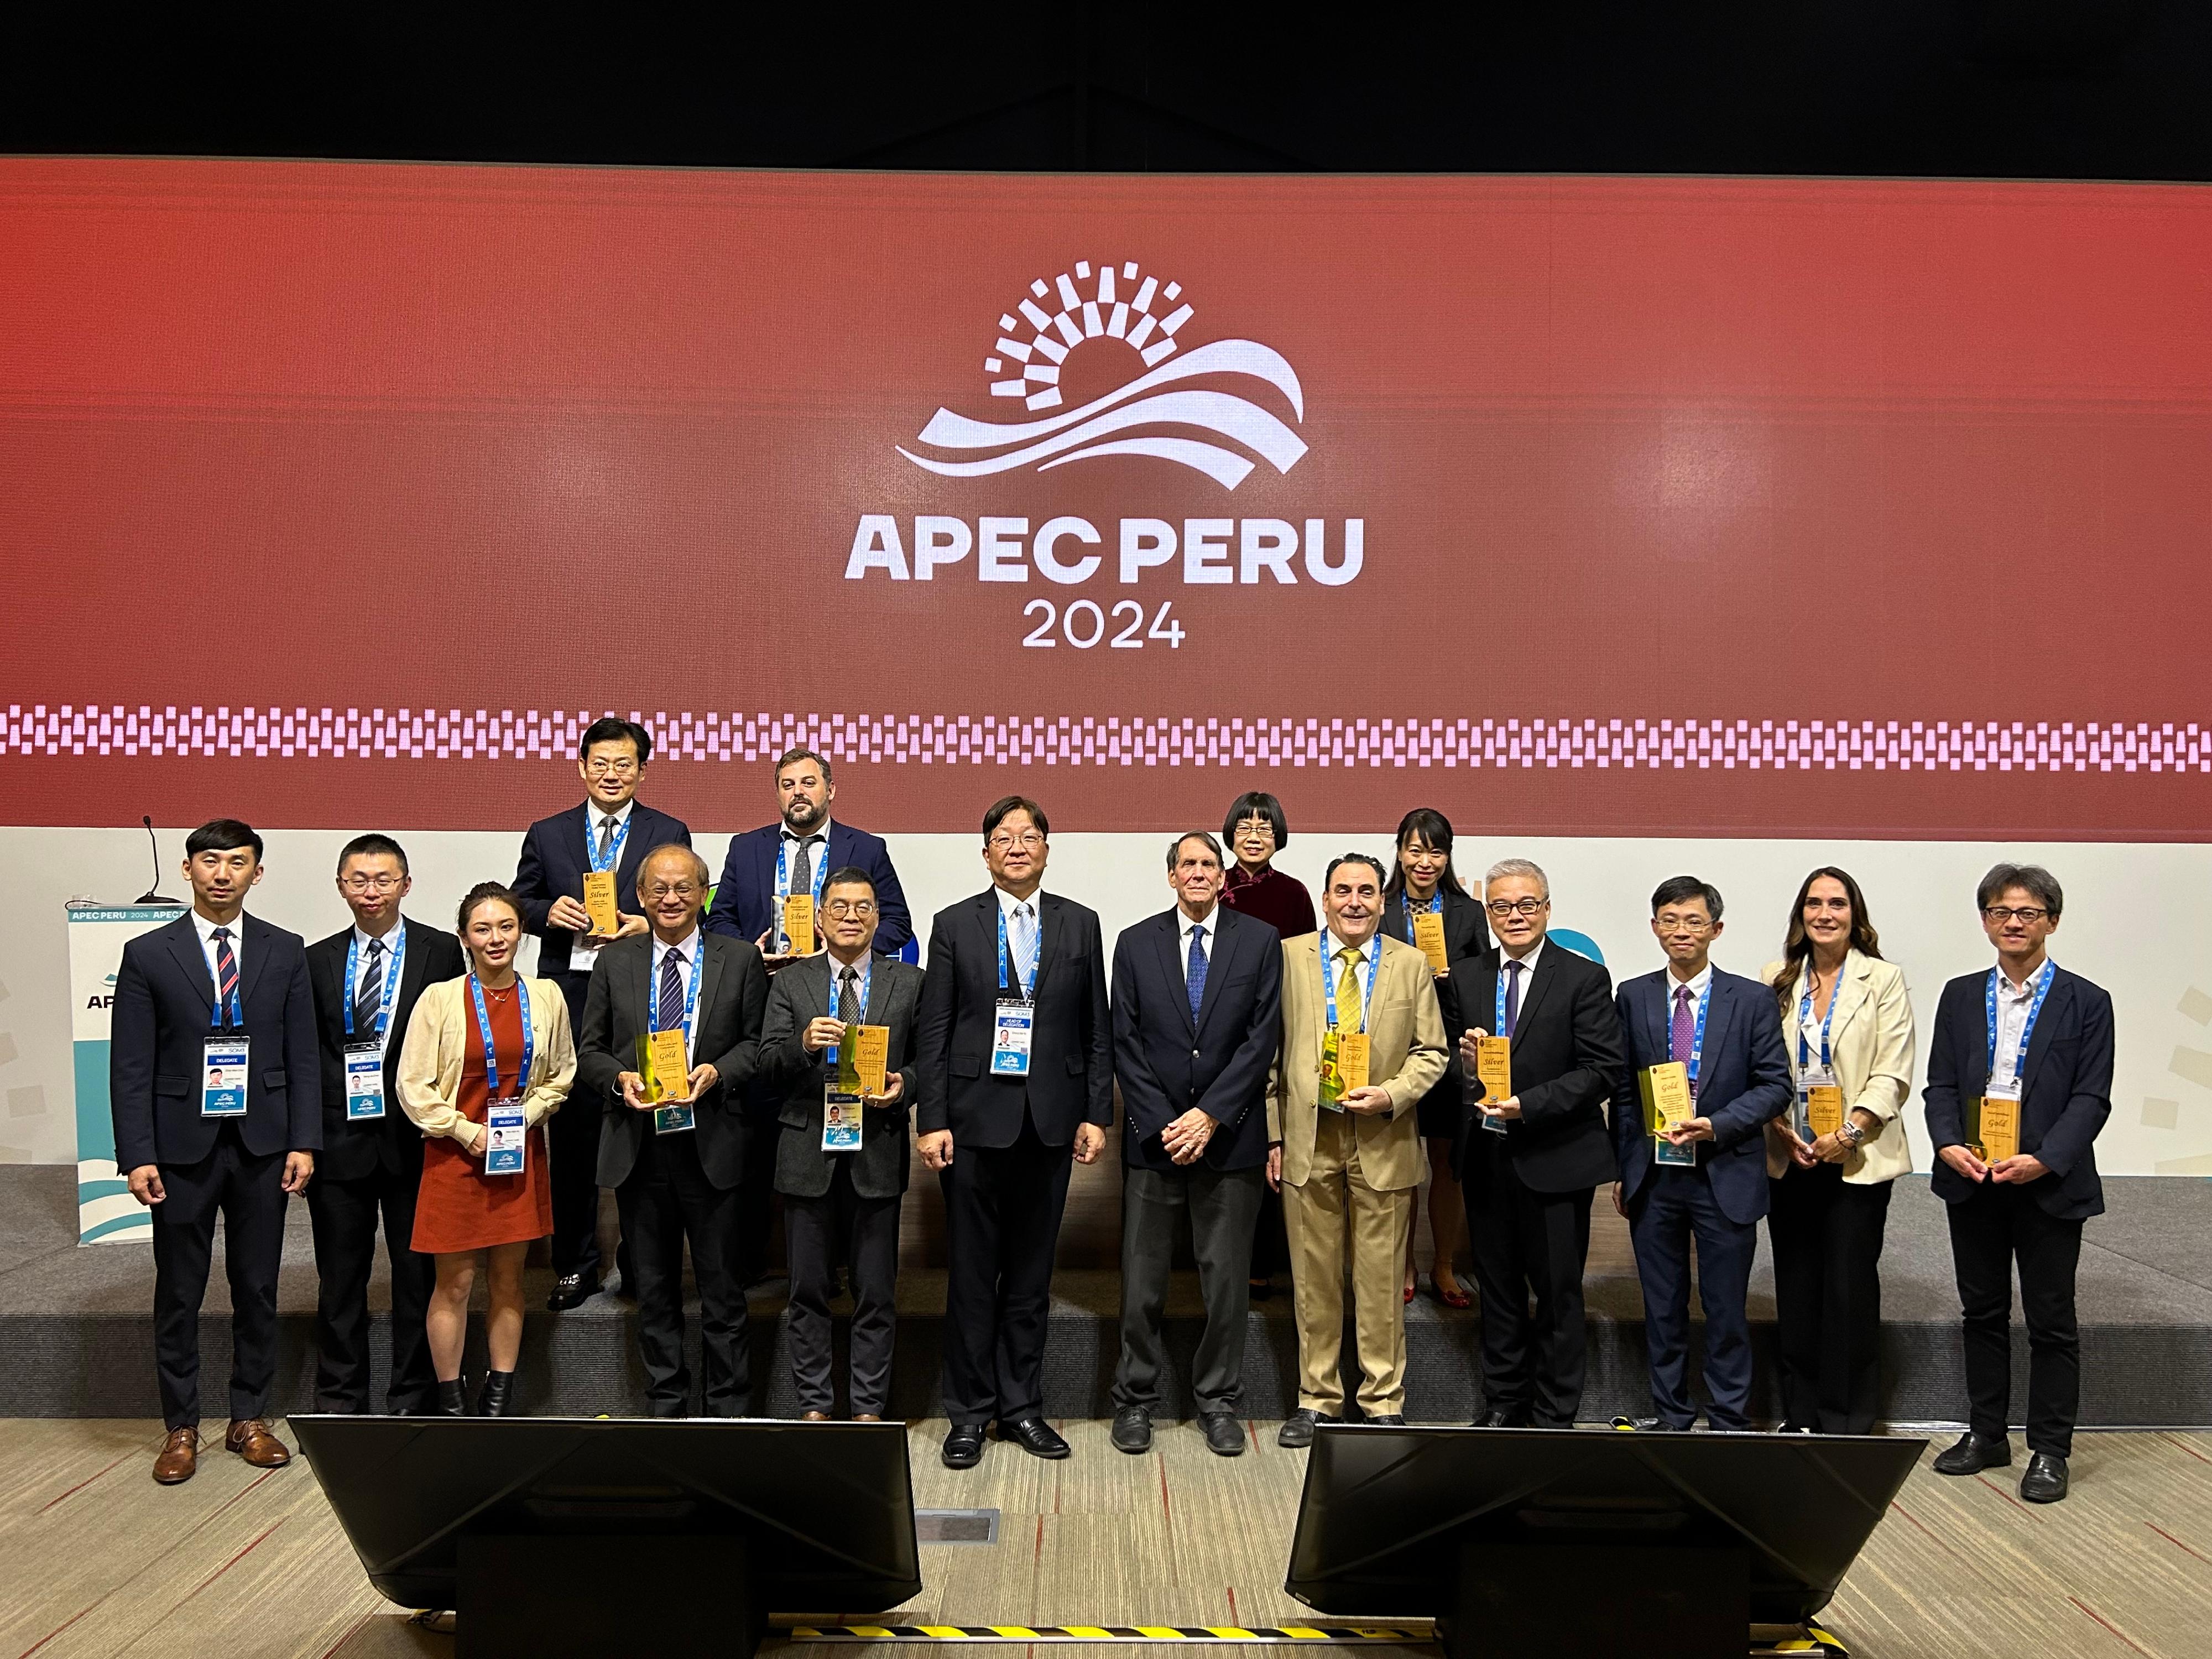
[1336,946,1364,1033]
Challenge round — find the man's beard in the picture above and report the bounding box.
[784,798,826,831]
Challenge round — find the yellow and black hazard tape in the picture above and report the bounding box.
[779,1625,1431,1644]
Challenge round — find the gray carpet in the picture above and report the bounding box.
[2,1166,2205,1425]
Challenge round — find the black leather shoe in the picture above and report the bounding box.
[941,1425,985,1468]
[1201,1413,1245,1456]
[473,1370,518,1417]
[1933,1431,2011,1476]
[1277,1408,1338,1448]
[1609,1415,1684,1432]
[546,1270,601,1311]
[435,1379,468,1417]
[1364,1413,1407,1426]
[1475,1407,1531,1428]
[1110,1406,1153,1454]
[1001,1417,1071,1459]
[2019,1451,2069,1503]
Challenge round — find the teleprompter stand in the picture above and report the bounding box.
[457,1533,762,1658]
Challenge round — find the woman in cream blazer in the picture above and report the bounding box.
[398,881,575,1416]
[1760,867,1917,1434]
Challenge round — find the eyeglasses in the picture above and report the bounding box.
[825,899,878,918]
[1983,906,2049,924]
[1485,898,1546,918]
[643,883,701,900]
[1655,914,1715,933]
[989,832,1046,851]
[585,758,639,778]
[1233,820,1277,841]
[340,874,403,893]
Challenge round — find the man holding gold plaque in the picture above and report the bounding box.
[1269,854,1448,1446]
[761,868,923,1422]
[512,717,692,1311]
[577,846,767,1417]
[1923,864,2112,1504]
[1445,858,1623,1430]
[1610,877,1791,1433]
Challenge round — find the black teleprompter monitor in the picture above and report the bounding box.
[295,1416,921,1636]
[1286,1426,1921,1655]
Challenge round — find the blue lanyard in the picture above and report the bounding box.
[1666,976,1713,1093]
[1320,932,1384,1035]
[825,956,874,1070]
[468,975,534,1102]
[1984,961,2054,1091]
[587,812,631,875]
[655,940,705,1045]
[1494,958,1514,1039]
[996,901,1039,999]
[1401,889,1441,943]
[343,926,406,1039]
[1796,967,1838,1074]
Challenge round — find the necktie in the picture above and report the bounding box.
[1672,984,1697,1095]
[1335,946,1364,1032]
[658,947,686,1036]
[355,937,385,1032]
[1503,957,1524,1039]
[597,816,615,865]
[1187,924,1208,1020]
[1011,902,1040,992]
[212,927,238,1024]
[790,834,813,905]
[838,964,861,1026]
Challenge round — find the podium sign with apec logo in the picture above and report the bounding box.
[68,904,180,1245]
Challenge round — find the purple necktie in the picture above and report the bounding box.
[1671,983,1697,1095]
[1503,958,1524,1039]
[658,947,686,1035]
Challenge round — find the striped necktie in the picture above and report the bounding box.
[354,937,385,1031]
[212,927,239,1025]
[658,946,687,1036]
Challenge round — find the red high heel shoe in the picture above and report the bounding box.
[1431,1273,1473,1310]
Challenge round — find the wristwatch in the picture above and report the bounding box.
[1837,1119,1867,1148]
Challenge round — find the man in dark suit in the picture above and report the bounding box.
[1446,857,1623,1429]
[760,867,925,1421]
[577,844,768,1417]
[1610,875,1791,1432]
[1108,831,1283,1458]
[111,820,320,1484]
[1924,863,2113,1504]
[511,716,692,1309]
[304,833,466,1415]
[916,795,1112,1468]
[705,747,914,1284]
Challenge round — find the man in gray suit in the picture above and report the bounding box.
[578,845,768,1417]
[761,866,924,1421]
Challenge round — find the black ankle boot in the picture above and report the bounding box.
[474,1370,518,1417]
[435,1379,468,1417]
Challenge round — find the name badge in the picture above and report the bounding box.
[202,1036,249,1118]
[992,998,1034,1076]
[344,1041,386,1121]
[823,1085,864,1152]
[1799,1067,1843,1140]
[484,1099,526,1175]
[654,1102,696,1135]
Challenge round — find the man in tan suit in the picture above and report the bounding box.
[1268,853,1448,1444]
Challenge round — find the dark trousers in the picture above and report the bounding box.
[1945,1181,2084,1456]
[1768,1165,1893,1434]
[623,1129,749,1416]
[1249,1180,1290,1281]
[305,1157,436,1413]
[940,1114,1074,1425]
[784,1162,902,1417]
[734,1093,784,1281]
[1114,1163,1265,1416]
[1627,1167,1759,1431]
[150,1130,288,1430]
[1465,1147,1594,1427]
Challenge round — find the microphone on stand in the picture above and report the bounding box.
[137,816,182,906]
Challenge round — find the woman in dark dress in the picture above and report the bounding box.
[1379,808,1489,1306]
[1218,790,1316,1298]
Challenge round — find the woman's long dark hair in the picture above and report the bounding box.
[1383,807,1459,901]
[1773,866,1882,1021]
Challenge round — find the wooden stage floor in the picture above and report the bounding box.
[3,1418,2207,1659]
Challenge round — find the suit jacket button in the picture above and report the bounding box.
[1193,1048,1202,1058]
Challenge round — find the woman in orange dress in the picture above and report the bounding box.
[398,881,575,1416]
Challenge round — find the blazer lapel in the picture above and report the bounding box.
[1156,914,1198,1038]
[863,953,894,1023]
[696,933,724,1031]
[235,915,273,1011]
[395,919,430,1005]
[632,936,656,1036]
[1639,975,1668,1067]
[1698,977,1739,1082]
[1825,952,1873,1047]
[164,920,216,1013]
[1509,949,1555,1051]
[1193,910,1237,1034]
[2022,972,2069,1093]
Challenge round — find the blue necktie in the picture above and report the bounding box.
[1187,924,1208,1020]
[1503,957,1524,1039]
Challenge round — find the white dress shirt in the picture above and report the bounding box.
[995,885,1042,993]
[192,909,244,1010]
[567,800,635,974]
[1178,905,1218,984]
[1991,957,2053,1091]
[351,921,403,1042]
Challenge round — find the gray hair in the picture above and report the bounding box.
[1485,857,1551,898]
[637,843,713,891]
[1166,830,1226,871]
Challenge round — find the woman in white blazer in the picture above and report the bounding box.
[398,881,575,1416]
[1760,867,1916,1435]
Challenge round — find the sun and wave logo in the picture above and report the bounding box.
[897,260,1308,490]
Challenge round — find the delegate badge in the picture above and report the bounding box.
[483,1099,526,1175]
[343,1040,386,1121]
[201,1036,250,1118]
[991,998,1034,1076]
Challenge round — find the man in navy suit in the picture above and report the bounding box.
[1924,863,2113,1504]
[304,833,466,1415]
[1108,831,1284,1457]
[916,795,1112,1469]
[705,745,912,1280]
[1610,875,1791,1432]
[112,820,320,1484]
[511,716,692,1308]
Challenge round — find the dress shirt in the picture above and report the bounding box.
[995,885,1042,991]
[192,909,244,1006]
[1500,934,1547,979]
[1991,957,2054,1090]
[1322,927,1378,1022]
[1178,905,1218,985]
[777,820,832,894]
[351,921,402,1042]
[649,927,704,1065]
[586,799,635,858]
[567,800,637,974]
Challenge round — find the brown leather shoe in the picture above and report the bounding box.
[224,1419,292,1468]
[153,1426,200,1484]
[853,1413,884,1423]
[801,1410,830,1422]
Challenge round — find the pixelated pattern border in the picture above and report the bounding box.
[3,705,2207,773]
